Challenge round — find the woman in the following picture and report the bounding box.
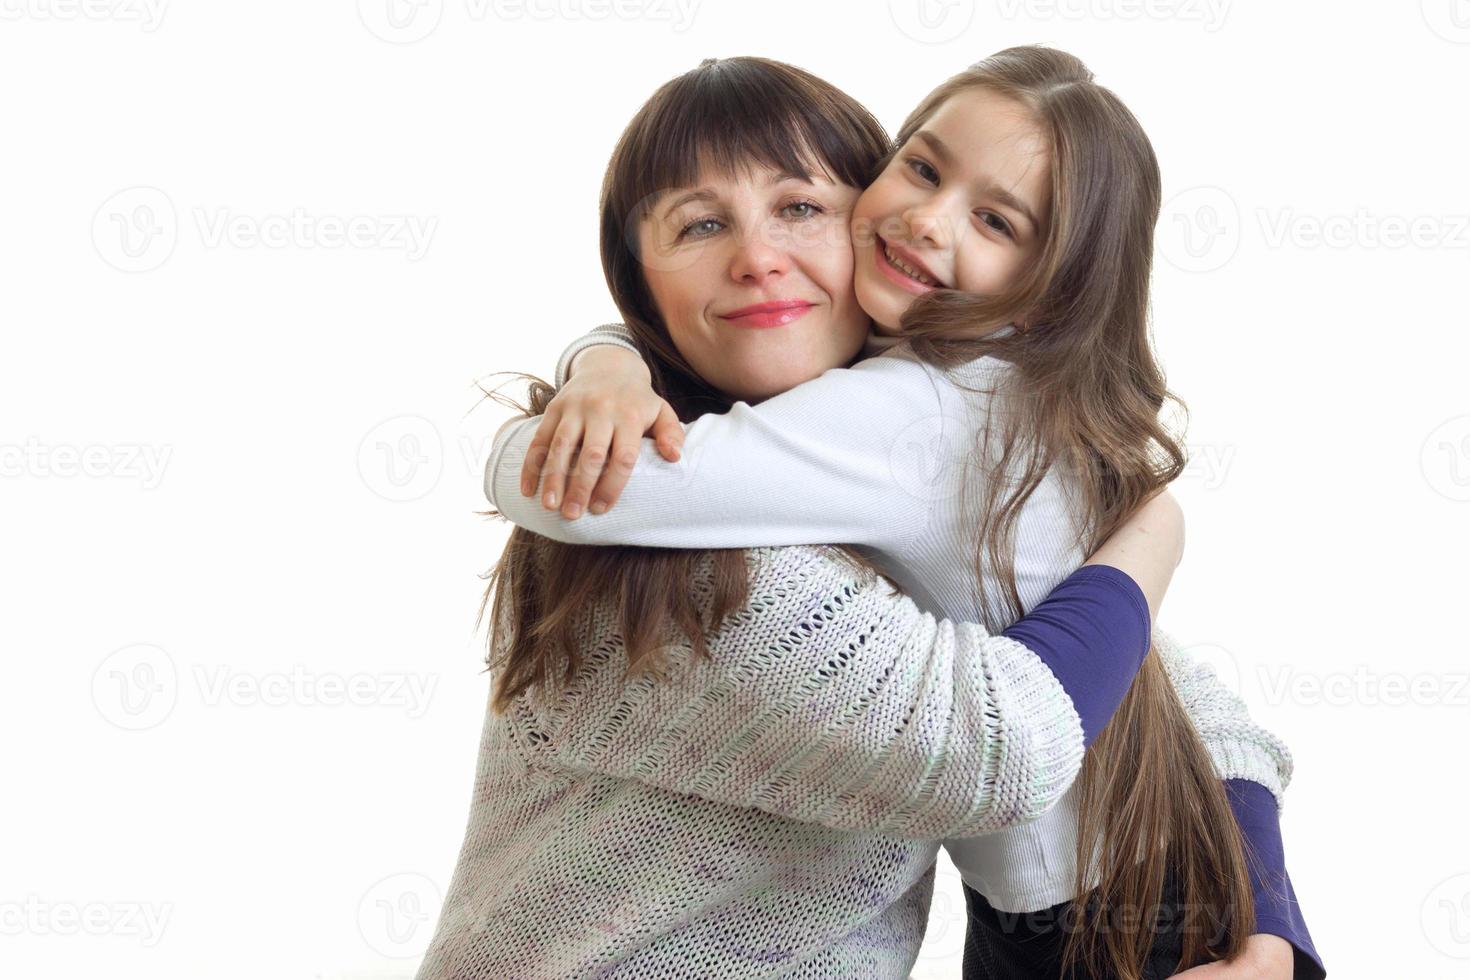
[490,52,1322,978]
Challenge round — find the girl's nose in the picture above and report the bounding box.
[903,204,952,250]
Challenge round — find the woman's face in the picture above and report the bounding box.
[852,87,1053,336]
[637,161,870,403]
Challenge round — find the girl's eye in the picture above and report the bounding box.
[977,211,1014,239]
[905,157,939,184]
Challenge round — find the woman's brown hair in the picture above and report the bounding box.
[481,55,890,712]
[883,45,1258,977]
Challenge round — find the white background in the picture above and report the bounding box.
[2,1,1467,977]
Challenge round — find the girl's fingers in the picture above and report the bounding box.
[589,424,642,514]
[520,403,563,497]
[650,400,684,462]
[540,415,584,512]
[560,417,614,519]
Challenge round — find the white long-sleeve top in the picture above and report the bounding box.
[484,324,1293,913]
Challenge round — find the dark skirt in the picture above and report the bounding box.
[961,868,1193,980]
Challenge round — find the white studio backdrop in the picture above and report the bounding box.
[1,1,1466,977]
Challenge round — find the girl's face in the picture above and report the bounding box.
[637,162,870,403]
[852,87,1053,336]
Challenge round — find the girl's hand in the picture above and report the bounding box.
[519,345,685,520]
[1170,933,1294,977]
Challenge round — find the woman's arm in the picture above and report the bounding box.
[509,550,1149,840]
[488,339,960,553]
[506,493,1182,840]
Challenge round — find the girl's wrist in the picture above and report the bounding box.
[568,344,648,381]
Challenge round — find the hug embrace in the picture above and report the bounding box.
[418,46,1327,980]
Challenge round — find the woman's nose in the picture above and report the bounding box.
[728,224,792,283]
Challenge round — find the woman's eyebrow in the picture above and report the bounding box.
[659,171,819,221]
[913,129,1040,233]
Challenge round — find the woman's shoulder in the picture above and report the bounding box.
[735,545,903,609]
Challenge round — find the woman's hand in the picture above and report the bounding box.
[518,345,685,520]
[1171,933,1294,977]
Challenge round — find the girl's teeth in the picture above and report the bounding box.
[884,245,936,286]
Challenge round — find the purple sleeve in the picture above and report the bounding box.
[999,563,1151,747]
[1225,778,1326,979]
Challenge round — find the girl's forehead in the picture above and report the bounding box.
[925,88,1048,153]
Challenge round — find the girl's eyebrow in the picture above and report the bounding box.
[912,129,1041,234]
[659,171,818,221]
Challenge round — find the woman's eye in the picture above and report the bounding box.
[782,200,824,220]
[977,211,1014,239]
[678,217,724,240]
[905,158,939,184]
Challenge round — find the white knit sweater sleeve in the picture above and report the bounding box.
[487,338,954,553]
[1153,627,1293,805]
[505,545,1089,841]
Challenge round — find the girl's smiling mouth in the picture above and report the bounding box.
[875,235,948,292]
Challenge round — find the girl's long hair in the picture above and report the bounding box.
[885,46,1256,976]
[482,56,890,712]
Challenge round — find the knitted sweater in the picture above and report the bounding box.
[418,549,1160,978]
[480,323,1323,976]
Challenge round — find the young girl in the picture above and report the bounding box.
[490,49,1323,978]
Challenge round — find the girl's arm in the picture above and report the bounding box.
[507,490,1180,840]
[488,331,965,553]
[1154,629,1325,979]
